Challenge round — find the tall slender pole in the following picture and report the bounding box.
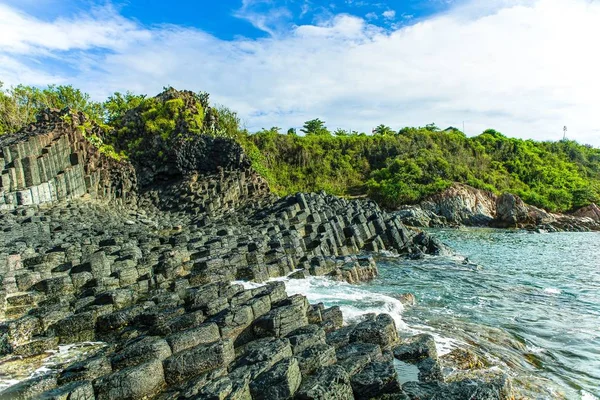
[563,126,567,141]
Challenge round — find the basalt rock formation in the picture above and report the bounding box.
[0,93,511,399]
[398,183,600,232]
[0,109,136,210]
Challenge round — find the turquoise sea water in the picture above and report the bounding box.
[284,228,600,399]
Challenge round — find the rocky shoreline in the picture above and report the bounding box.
[1,108,514,399]
[397,183,600,232]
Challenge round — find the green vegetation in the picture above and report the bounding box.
[246,126,600,212]
[0,82,103,133]
[1,83,599,212]
[103,88,208,164]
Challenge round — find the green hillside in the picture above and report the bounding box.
[2,84,599,212]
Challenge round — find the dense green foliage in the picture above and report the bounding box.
[1,83,598,212]
[247,126,600,212]
[0,82,104,134]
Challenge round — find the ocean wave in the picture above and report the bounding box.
[283,276,407,330]
[233,274,463,356]
[543,287,562,295]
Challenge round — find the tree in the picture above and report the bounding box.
[0,84,45,134]
[38,85,104,122]
[0,83,106,134]
[258,127,281,135]
[214,105,242,138]
[104,91,146,125]
[373,124,395,136]
[424,123,439,132]
[301,118,330,136]
[287,128,297,136]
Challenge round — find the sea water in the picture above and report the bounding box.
[281,228,600,399]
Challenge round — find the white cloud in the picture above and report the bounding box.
[382,10,396,19]
[233,0,292,36]
[1,0,599,146]
[0,4,149,55]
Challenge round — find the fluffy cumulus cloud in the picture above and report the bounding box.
[382,10,396,19]
[1,0,599,145]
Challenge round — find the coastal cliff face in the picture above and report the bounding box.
[0,109,136,210]
[0,101,513,399]
[398,183,600,231]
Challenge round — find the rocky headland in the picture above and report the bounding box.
[0,93,514,399]
[398,183,600,232]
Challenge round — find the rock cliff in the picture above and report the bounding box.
[0,109,136,210]
[0,98,513,399]
[398,184,600,232]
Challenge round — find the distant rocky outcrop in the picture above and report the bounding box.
[0,93,514,399]
[572,203,600,222]
[398,184,600,232]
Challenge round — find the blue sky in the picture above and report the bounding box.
[5,0,453,39]
[1,0,599,145]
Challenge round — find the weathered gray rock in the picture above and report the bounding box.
[93,359,166,400]
[494,193,530,228]
[52,312,96,344]
[350,360,402,399]
[336,342,382,375]
[111,336,172,369]
[165,322,220,354]
[415,357,444,383]
[237,337,293,367]
[253,299,309,338]
[295,343,337,375]
[249,358,302,400]
[350,314,398,348]
[286,325,327,355]
[59,354,112,384]
[573,203,600,222]
[421,184,497,226]
[0,374,57,400]
[296,365,354,400]
[403,370,513,400]
[320,306,343,332]
[0,315,41,355]
[38,381,95,400]
[215,304,254,342]
[163,339,234,385]
[325,325,356,349]
[392,334,437,362]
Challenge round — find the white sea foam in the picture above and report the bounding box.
[526,344,546,354]
[231,280,265,290]
[233,274,462,355]
[543,287,562,295]
[283,276,407,329]
[404,323,461,356]
[0,379,21,392]
[0,341,105,391]
[582,390,600,400]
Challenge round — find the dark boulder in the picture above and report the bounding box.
[296,365,354,400]
[249,358,302,400]
[93,359,166,400]
[350,360,403,399]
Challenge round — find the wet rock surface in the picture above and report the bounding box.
[0,113,513,399]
